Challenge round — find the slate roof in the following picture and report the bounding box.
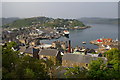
[62,53,106,64]
[19,46,39,54]
[19,46,26,52]
[24,47,34,54]
[24,47,39,54]
[39,49,58,56]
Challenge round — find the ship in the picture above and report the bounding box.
[63,30,70,38]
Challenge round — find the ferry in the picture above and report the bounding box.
[63,30,69,38]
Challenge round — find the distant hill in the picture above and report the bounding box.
[2,16,85,28]
[1,17,20,26]
[78,17,119,24]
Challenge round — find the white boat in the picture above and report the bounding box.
[82,41,86,44]
[63,30,69,38]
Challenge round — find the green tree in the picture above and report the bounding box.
[2,42,20,78]
[87,58,107,79]
[2,42,50,79]
[104,48,120,79]
[15,55,49,79]
[24,68,35,78]
[64,67,87,78]
[104,48,120,71]
[87,50,120,80]
[104,48,120,61]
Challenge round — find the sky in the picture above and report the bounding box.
[1,2,118,19]
[1,0,120,2]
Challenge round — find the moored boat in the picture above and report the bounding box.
[63,30,69,38]
[82,41,86,44]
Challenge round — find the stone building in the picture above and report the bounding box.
[62,53,107,68]
[39,49,62,65]
[19,46,39,59]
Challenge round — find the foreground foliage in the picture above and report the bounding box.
[2,42,50,79]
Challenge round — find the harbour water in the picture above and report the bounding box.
[40,23,118,49]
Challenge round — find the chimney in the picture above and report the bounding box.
[68,40,71,53]
[33,48,39,59]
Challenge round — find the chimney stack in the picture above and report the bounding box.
[68,40,71,53]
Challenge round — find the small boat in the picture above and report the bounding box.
[82,41,86,44]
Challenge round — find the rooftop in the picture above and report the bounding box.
[39,49,59,56]
[62,53,107,63]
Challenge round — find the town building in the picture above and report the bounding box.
[38,49,62,65]
[18,46,39,59]
[62,53,107,68]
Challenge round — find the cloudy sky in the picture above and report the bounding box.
[2,2,118,19]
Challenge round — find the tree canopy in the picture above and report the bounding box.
[2,42,50,79]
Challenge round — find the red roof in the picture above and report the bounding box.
[97,39,102,42]
[64,30,68,32]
